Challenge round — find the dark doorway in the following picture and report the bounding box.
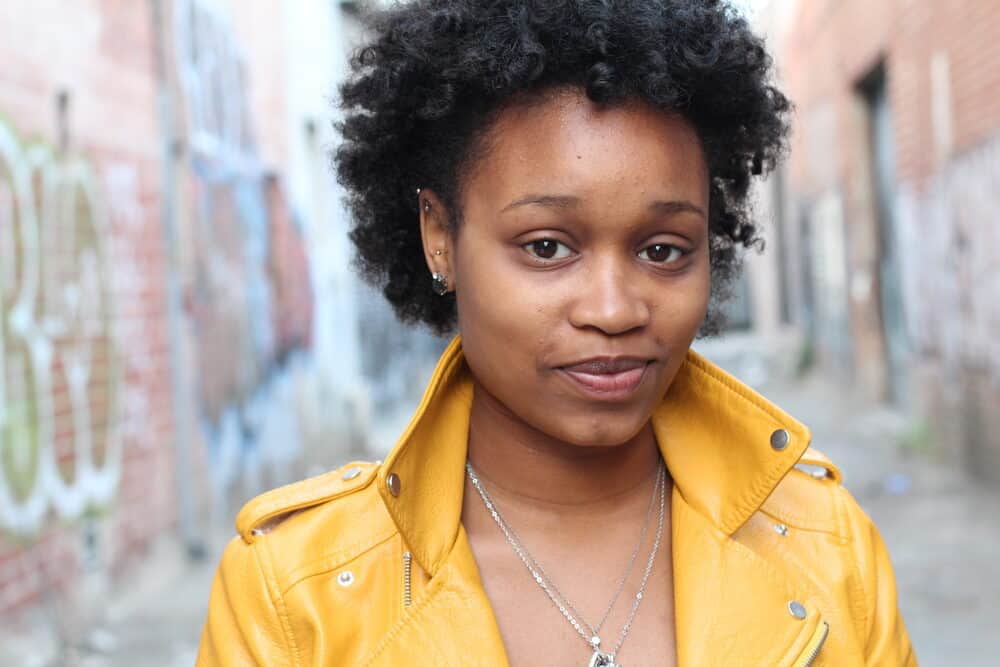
[858,63,908,404]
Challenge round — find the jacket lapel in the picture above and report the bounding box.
[374,504,827,667]
[652,352,825,666]
[671,491,826,666]
[650,352,811,535]
[372,337,825,666]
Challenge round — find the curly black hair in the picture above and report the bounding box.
[335,0,790,335]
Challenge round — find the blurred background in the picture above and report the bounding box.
[0,0,996,665]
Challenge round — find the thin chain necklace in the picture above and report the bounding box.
[518,464,661,642]
[466,460,666,667]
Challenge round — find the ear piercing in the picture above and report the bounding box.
[431,272,449,296]
[417,187,432,212]
[420,188,447,294]
[432,249,448,294]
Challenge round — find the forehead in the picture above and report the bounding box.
[464,88,708,209]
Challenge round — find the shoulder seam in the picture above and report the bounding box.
[836,485,871,645]
[253,536,302,666]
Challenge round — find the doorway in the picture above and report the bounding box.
[857,63,908,404]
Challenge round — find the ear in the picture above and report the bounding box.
[418,188,455,293]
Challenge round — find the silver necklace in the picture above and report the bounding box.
[466,460,666,667]
[529,465,662,642]
[476,464,660,642]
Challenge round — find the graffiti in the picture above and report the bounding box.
[897,135,1000,379]
[0,118,122,535]
[169,0,314,495]
[173,0,253,160]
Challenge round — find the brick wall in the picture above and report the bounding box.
[0,0,173,612]
[0,0,316,621]
[783,0,1000,479]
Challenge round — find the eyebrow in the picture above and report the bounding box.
[501,193,705,219]
[501,194,580,212]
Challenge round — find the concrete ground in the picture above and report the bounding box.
[3,358,997,666]
[0,534,218,667]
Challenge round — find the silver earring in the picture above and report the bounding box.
[416,187,422,194]
[423,201,431,212]
[431,272,449,296]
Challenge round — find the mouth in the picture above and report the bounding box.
[556,357,653,401]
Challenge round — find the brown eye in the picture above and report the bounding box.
[524,239,572,260]
[639,244,684,263]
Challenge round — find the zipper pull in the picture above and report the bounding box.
[403,550,413,608]
[795,621,829,667]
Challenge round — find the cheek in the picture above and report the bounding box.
[649,260,711,332]
[453,240,559,386]
[457,288,563,363]
[689,260,713,320]
[684,250,712,313]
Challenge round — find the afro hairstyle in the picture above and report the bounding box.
[335,0,791,335]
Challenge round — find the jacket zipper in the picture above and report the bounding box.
[402,551,413,607]
[794,621,829,667]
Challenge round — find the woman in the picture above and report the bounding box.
[198,1,916,665]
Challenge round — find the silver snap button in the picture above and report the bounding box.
[337,571,355,587]
[341,466,362,481]
[774,523,789,537]
[788,601,807,619]
[387,473,402,497]
[770,429,791,451]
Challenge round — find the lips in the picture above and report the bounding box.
[557,357,652,399]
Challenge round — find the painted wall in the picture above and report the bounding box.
[0,0,319,621]
[0,0,174,614]
[781,0,1000,478]
[0,0,447,628]
[164,0,316,524]
[896,137,1000,477]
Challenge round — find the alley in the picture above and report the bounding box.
[3,357,997,666]
[2,0,998,665]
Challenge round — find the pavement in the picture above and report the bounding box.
[0,534,218,667]
[3,347,998,666]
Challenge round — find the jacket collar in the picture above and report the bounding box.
[376,335,811,576]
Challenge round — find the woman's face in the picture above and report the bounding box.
[425,88,710,448]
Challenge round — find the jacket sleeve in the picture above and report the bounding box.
[840,488,918,667]
[197,535,298,667]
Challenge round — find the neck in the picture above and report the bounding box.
[466,380,662,510]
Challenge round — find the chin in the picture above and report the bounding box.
[552,413,651,449]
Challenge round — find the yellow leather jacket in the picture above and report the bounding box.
[198,336,916,666]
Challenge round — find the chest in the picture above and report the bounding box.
[482,555,676,667]
[471,512,677,667]
[333,492,861,666]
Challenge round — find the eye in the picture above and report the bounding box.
[523,239,573,261]
[638,243,685,264]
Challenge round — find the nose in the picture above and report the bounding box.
[567,255,651,335]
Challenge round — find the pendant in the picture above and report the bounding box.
[588,650,620,667]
